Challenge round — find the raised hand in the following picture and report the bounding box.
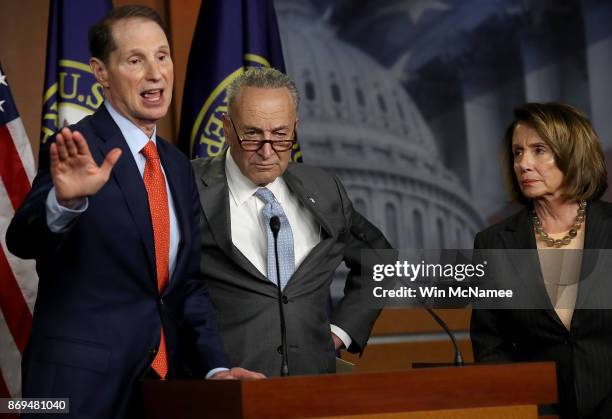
[50,127,122,206]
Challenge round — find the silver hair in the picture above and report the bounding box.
[225,67,299,117]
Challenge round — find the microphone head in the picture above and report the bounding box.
[270,216,281,236]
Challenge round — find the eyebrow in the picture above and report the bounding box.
[512,141,548,148]
[527,141,548,147]
[241,124,291,132]
[125,45,170,55]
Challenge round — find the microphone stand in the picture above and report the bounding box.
[270,216,289,376]
[424,306,464,367]
[350,226,464,367]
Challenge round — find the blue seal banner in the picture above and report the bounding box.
[178,0,303,162]
[40,0,111,145]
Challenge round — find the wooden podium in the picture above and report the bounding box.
[141,362,557,418]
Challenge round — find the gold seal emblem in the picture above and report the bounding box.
[41,59,103,144]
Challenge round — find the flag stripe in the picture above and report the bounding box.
[0,307,22,398]
[0,182,38,314]
[0,246,32,353]
[0,371,10,398]
[6,118,36,183]
[0,374,11,399]
[0,125,31,210]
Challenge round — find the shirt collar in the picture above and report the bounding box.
[225,148,285,207]
[104,101,156,155]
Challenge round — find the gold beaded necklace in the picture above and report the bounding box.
[532,200,587,248]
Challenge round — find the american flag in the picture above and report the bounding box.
[0,63,37,398]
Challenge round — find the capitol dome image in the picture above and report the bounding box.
[275,0,483,249]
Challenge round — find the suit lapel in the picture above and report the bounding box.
[283,169,335,238]
[582,200,612,250]
[196,155,269,283]
[282,168,337,286]
[157,140,186,293]
[498,208,557,316]
[574,201,612,314]
[90,108,156,282]
[498,207,537,250]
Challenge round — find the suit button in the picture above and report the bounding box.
[282,296,289,304]
[149,348,157,358]
[159,298,164,305]
[277,345,283,354]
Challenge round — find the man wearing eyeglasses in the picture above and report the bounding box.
[191,67,390,376]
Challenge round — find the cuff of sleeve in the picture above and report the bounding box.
[330,324,352,350]
[205,367,230,379]
[46,187,88,233]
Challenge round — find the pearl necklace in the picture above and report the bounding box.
[532,200,586,248]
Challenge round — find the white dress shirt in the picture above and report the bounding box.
[225,150,352,349]
[46,100,181,278]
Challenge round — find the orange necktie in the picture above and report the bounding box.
[141,141,170,379]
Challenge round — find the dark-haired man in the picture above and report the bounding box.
[6,6,261,418]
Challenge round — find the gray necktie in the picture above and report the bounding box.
[254,188,295,290]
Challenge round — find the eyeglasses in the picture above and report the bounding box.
[229,118,297,152]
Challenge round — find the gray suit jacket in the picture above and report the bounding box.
[192,153,390,376]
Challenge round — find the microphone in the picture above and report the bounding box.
[270,216,281,237]
[270,216,289,376]
[349,226,464,367]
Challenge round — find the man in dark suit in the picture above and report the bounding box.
[192,67,391,376]
[6,6,261,418]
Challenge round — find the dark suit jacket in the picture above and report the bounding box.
[470,200,612,419]
[6,107,229,419]
[192,153,390,376]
